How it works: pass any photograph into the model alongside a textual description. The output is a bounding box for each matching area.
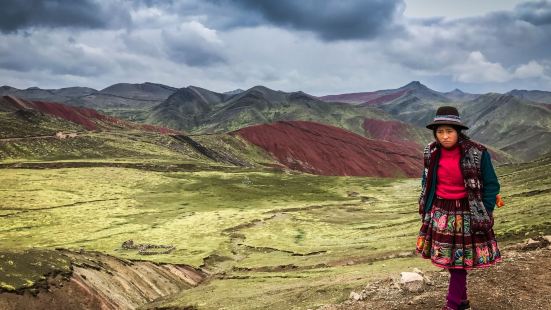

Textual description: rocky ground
[319,237,551,310]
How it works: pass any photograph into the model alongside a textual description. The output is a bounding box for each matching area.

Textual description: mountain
[506,89,551,105]
[0,96,281,168]
[1,95,425,177]
[99,82,177,101]
[147,85,432,146]
[318,81,450,105]
[146,86,231,131]
[359,81,452,127]
[443,88,479,102]
[0,95,178,134]
[0,83,178,122]
[232,120,423,177]
[224,89,245,96]
[362,118,431,149]
[317,90,384,105]
[0,85,97,102]
[319,81,452,128]
[460,94,551,161]
[392,81,451,103]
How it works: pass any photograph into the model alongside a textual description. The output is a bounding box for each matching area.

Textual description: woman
[416,106,502,310]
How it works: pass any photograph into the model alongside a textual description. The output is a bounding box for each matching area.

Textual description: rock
[542,235,551,243]
[347,191,360,197]
[520,236,550,251]
[423,275,433,286]
[349,291,362,301]
[121,240,135,249]
[400,272,425,293]
[412,268,424,275]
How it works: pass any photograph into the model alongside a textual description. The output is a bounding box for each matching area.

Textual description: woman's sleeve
[481,150,500,214]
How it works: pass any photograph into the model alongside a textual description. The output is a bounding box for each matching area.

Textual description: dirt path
[0,135,60,141]
[321,242,551,310]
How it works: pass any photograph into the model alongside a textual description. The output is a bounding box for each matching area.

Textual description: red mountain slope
[362,118,425,148]
[318,89,409,105]
[362,89,409,105]
[2,95,179,134]
[232,120,423,177]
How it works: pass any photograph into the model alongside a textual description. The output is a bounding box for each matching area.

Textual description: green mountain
[146,85,432,146]
[321,81,551,162]
[0,96,428,177]
[0,83,178,122]
[507,89,551,104]
[460,94,551,161]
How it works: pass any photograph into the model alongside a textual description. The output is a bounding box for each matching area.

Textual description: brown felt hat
[426,106,469,130]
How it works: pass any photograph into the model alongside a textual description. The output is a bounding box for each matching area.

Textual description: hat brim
[426,121,469,130]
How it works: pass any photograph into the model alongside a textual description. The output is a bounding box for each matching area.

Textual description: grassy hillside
[0,110,85,138]
[0,153,549,309]
[460,94,551,161]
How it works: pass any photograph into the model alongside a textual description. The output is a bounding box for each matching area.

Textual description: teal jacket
[421,150,500,214]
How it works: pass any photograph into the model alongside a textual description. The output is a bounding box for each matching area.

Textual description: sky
[1,0,550,95]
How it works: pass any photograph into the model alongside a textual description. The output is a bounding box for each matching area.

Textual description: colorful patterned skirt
[416,196,502,269]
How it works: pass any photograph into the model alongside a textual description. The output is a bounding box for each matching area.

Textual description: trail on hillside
[0,135,63,141]
[320,242,551,310]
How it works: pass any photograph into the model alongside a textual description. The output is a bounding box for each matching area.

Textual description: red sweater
[436,145,467,199]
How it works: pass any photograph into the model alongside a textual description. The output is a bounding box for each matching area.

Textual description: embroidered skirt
[416,196,502,269]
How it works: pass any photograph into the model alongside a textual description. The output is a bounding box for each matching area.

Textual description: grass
[0,154,549,309]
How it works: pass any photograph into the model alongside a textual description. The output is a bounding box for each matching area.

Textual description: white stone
[400,272,425,292]
[349,291,362,301]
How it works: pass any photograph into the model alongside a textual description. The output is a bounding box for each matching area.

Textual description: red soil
[361,89,409,106]
[318,92,380,103]
[362,118,421,149]
[319,89,409,105]
[2,96,179,134]
[232,120,423,177]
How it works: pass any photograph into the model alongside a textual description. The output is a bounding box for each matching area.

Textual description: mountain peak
[224,89,245,95]
[401,81,428,90]
[249,85,274,92]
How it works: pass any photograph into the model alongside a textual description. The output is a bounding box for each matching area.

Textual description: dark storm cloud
[516,0,551,25]
[212,0,405,40]
[0,0,130,32]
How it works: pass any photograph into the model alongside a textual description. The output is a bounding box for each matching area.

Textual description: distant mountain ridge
[506,89,551,105]
[0,95,178,135]
[460,93,551,161]
[320,81,550,161]
[3,80,551,162]
[0,82,179,123]
[146,84,432,147]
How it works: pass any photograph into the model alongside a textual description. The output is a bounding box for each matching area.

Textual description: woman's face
[435,125,458,149]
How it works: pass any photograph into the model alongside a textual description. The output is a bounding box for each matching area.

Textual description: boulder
[400,272,425,293]
[520,236,550,251]
[349,291,362,301]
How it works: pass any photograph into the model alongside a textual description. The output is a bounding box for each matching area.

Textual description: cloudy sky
[1,0,550,95]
